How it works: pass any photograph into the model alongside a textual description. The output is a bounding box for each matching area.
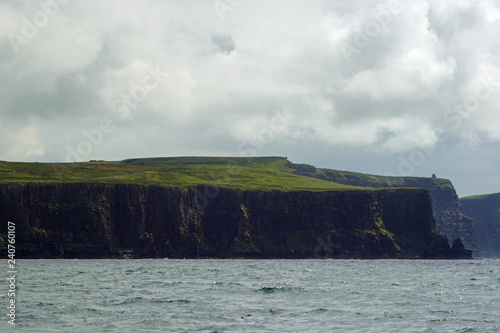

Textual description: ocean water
[2,259,499,332]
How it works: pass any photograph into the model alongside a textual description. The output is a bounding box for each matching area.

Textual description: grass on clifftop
[0,158,368,192]
[460,193,500,201]
[121,156,293,172]
[315,168,453,190]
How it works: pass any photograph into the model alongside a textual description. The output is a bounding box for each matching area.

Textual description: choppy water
[1,259,499,332]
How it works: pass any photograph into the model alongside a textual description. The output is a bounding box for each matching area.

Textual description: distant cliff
[0,183,468,259]
[459,193,500,258]
[291,164,478,254]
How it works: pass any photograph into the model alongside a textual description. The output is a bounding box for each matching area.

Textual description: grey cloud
[0,0,498,196]
[211,34,235,54]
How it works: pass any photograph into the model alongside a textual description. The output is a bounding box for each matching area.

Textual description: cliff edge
[460,193,500,257]
[0,183,466,259]
[0,158,472,259]
[292,164,478,255]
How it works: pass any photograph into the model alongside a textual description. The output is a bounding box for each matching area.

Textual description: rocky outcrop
[0,183,461,259]
[459,193,500,258]
[292,165,478,255]
[450,238,473,259]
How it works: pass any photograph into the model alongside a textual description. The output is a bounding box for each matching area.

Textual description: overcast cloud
[0,0,499,196]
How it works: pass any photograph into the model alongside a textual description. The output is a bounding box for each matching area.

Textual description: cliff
[292,164,478,254]
[0,183,466,259]
[459,193,500,258]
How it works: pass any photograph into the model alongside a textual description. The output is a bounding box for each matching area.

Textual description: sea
[2,259,499,332]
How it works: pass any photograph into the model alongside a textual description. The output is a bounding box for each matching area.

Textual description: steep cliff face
[459,193,500,258]
[430,186,476,254]
[292,165,477,254]
[0,183,462,259]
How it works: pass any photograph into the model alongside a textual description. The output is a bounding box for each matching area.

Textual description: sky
[0,0,499,197]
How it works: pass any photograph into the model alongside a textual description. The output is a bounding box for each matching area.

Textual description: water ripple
[5,259,500,332]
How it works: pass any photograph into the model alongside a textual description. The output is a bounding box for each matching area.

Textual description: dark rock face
[460,193,500,258]
[451,239,473,259]
[0,183,463,259]
[430,187,476,255]
[292,166,477,255]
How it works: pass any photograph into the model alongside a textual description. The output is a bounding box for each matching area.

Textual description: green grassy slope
[0,156,453,192]
[315,168,453,190]
[460,193,497,201]
[0,155,451,191]
[120,156,452,190]
[0,157,370,192]
[121,156,293,172]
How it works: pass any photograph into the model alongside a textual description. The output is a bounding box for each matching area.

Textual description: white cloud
[0,125,45,161]
[0,0,499,194]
